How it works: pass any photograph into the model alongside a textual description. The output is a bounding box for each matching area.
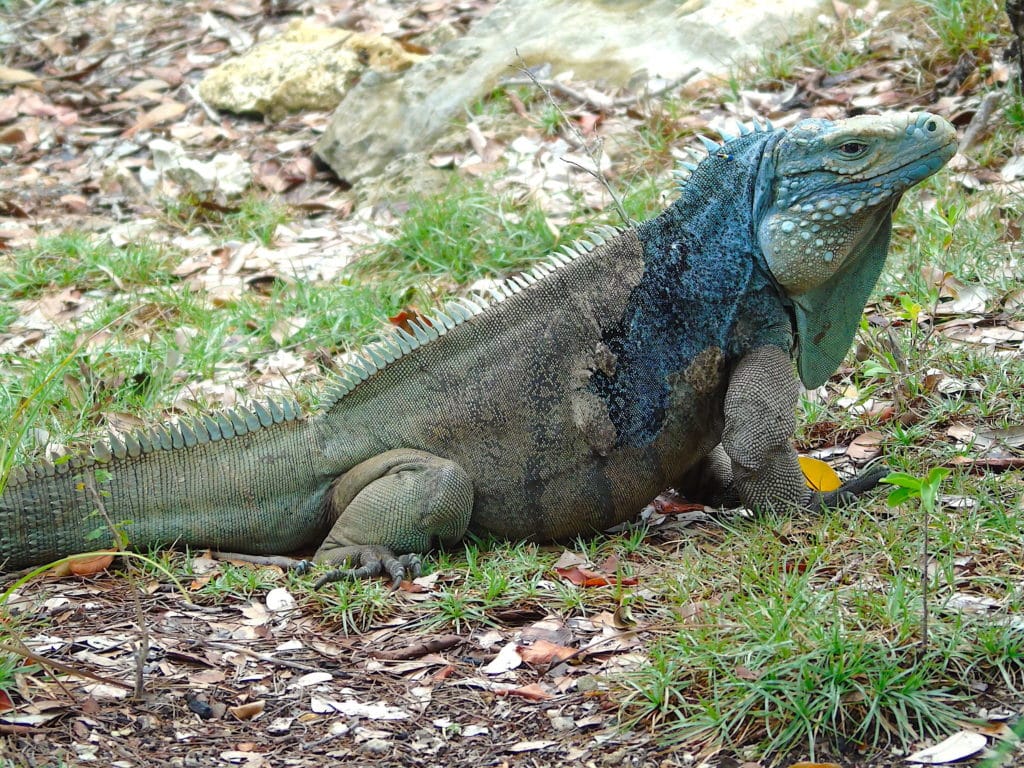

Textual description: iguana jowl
[1,112,957,584]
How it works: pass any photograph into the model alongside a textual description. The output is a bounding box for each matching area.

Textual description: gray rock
[314,0,827,185]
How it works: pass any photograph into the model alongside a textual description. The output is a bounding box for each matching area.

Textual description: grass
[162,192,289,246]
[0,233,178,299]
[621,485,1024,759]
[2,0,1023,764]
[351,177,592,289]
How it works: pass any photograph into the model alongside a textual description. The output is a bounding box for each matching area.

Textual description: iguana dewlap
[0,112,957,585]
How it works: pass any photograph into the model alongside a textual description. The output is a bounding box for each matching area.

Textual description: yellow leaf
[799,456,841,492]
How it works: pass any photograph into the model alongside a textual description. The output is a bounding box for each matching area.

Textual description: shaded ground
[3,550,680,768]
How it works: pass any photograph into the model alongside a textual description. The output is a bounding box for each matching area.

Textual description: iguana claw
[313,547,422,590]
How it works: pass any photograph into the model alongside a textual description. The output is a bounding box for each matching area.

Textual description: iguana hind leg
[313,449,473,588]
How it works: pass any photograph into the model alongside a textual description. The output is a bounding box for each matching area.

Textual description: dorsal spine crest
[317,224,624,411]
[3,397,302,489]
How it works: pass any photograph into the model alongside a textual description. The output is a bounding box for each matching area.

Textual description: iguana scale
[0,112,957,585]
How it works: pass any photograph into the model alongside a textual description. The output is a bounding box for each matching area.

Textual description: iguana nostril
[926,119,937,132]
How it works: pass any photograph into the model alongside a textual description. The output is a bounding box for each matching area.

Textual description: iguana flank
[0,111,957,585]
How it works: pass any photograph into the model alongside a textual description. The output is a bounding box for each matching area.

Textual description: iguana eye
[836,141,869,158]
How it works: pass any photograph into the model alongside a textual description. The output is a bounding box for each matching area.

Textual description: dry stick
[512,54,632,225]
[921,498,930,652]
[959,91,1003,155]
[204,641,324,673]
[186,83,225,125]
[128,585,149,699]
[0,642,133,690]
[83,475,150,698]
[2,634,76,701]
[212,551,310,570]
[501,68,699,111]
[370,634,463,660]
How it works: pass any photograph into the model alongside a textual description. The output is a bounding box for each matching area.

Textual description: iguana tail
[0,400,331,572]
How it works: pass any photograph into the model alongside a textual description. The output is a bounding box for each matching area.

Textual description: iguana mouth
[869,137,957,185]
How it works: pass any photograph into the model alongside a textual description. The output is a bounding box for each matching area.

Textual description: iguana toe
[814,464,889,509]
[312,545,420,589]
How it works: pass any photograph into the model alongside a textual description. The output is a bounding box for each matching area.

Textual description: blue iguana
[0,112,957,585]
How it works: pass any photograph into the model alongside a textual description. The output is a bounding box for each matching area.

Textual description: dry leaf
[552,550,588,570]
[799,456,842,491]
[122,100,188,138]
[495,683,554,701]
[847,430,884,462]
[68,552,116,576]
[906,731,987,764]
[935,284,992,316]
[229,700,265,720]
[482,642,522,675]
[507,740,557,753]
[518,639,577,665]
[0,66,43,90]
[288,672,332,688]
[554,565,638,587]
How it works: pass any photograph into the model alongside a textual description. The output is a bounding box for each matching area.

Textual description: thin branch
[958,91,1002,155]
[83,475,149,698]
[203,641,324,673]
[513,53,629,225]
[500,68,699,111]
[0,642,133,690]
[212,551,311,571]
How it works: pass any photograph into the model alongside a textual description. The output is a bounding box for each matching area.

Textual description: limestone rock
[314,0,828,185]
[198,20,421,120]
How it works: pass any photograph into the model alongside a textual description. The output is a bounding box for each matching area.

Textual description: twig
[186,83,224,125]
[81,475,123,551]
[370,634,463,660]
[83,475,149,698]
[0,642,133,690]
[128,583,149,699]
[2,634,75,700]
[920,499,930,652]
[211,551,310,571]
[513,52,629,225]
[958,91,1003,154]
[203,641,324,673]
[500,69,698,111]
[538,631,638,674]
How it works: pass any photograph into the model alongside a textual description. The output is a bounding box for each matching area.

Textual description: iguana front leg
[313,449,473,588]
[720,345,884,511]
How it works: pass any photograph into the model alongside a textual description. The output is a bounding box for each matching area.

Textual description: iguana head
[754,112,957,388]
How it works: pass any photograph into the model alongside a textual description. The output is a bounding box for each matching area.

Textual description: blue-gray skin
[0,113,957,587]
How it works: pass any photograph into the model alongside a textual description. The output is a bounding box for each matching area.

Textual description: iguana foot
[813,464,888,509]
[313,545,422,590]
[311,449,471,589]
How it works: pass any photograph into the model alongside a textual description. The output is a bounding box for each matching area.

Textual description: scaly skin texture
[0,112,957,584]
